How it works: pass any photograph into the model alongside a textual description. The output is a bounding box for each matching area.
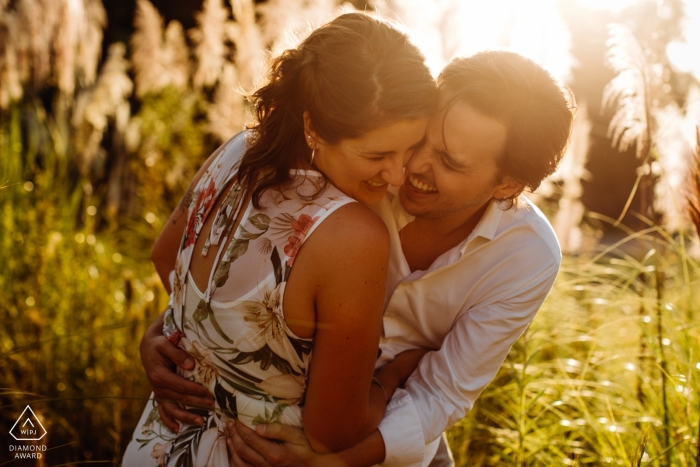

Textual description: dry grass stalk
[0,0,105,107]
[228,0,264,91]
[190,0,230,89]
[0,5,24,108]
[162,21,190,89]
[17,0,60,90]
[72,43,133,176]
[53,0,107,96]
[689,126,700,236]
[207,63,245,142]
[552,101,591,254]
[602,23,653,160]
[131,0,189,96]
[257,0,342,54]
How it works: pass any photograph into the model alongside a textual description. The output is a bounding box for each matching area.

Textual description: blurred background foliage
[1,0,700,465]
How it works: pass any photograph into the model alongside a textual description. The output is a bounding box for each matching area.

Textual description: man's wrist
[375,365,402,400]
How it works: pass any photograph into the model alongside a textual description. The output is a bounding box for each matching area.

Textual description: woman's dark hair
[438,51,575,208]
[238,12,437,208]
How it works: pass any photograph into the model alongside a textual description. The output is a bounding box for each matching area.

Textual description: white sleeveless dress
[122,132,356,466]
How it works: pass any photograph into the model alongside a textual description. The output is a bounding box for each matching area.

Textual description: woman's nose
[382,154,406,187]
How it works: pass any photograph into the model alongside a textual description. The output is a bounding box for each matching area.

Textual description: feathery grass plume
[0,4,24,109]
[602,23,656,160]
[689,126,700,236]
[207,63,245,142]
[257,0,345,54]
[132,0,189,96]
[372,0,447,75]
[16,0,61,89]
[131,0,164,96]
[76,0,108,88]
[53,0,107,96]
[652,103,697,232]
[552,102,592,254]
[162,21,190,89]
[227,0,264,91]
[190,0,230,89]
[72,43,133,177]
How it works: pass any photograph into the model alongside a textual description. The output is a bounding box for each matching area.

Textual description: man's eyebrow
[431,143,465,168]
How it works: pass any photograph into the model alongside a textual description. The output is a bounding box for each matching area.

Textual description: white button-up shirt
[371,193,561,467]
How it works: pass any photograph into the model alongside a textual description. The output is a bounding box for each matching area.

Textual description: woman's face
[310,118,429,206]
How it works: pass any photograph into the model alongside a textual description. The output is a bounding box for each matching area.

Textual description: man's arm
[227,421,386,467]
[377,261,560,467]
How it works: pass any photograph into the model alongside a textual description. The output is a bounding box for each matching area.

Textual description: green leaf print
[213,238,249,287]
[230,344,298,375]
[193,299,209,321]
[288,336,313,362]
[207,305,235,344]
[271,247,282,285]
[169,409,215,467]
[239,225,264,240]
[247,213,271,231]
[192,300,235,345]
[251,403,288,426]
[214,381,238,420]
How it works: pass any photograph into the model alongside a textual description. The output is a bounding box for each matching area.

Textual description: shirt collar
[390,193,505,263]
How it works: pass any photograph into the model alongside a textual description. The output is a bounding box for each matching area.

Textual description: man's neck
[400,202,490,272]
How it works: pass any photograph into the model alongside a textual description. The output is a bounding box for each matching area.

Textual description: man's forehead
[427,100,507,161]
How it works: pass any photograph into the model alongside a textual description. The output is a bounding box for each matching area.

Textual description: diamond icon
[9,406,47,441]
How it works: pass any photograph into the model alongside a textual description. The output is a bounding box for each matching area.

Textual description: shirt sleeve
[379,259,560,465]
[377,389,425,467]
[408,261,559,445]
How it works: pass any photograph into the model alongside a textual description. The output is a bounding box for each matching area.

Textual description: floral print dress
[122,131,356,467]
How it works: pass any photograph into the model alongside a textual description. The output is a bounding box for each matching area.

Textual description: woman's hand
[140,311,215,431]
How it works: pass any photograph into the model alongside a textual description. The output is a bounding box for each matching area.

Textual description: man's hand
[225,421,344,467]
[375,348,430,399]
[140,312,215,431]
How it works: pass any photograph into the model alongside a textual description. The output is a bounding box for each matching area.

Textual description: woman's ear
[492,175,524,200]
[303,111,320,149]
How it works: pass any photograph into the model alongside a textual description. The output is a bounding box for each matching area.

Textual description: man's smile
[407,173,438,193]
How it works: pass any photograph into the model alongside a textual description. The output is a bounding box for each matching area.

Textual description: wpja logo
[8,405,48,460]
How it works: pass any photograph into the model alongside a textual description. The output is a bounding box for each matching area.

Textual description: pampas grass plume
[602,23,652,160]
[191,0,229,89]
[689,126,700,236]
[132,0,189,96]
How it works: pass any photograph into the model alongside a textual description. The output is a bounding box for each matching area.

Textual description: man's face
[399,100,513,219]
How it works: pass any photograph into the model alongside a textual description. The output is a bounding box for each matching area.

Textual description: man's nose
[406,144,431,174]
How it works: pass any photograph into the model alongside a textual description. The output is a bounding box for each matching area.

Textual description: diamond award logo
[9,405,47,441]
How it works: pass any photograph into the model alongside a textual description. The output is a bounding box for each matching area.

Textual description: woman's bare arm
[289,202,390,453]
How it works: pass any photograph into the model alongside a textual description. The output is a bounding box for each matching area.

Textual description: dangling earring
[307,134,315,165]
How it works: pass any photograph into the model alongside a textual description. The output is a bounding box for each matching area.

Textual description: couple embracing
[122,12,573,467]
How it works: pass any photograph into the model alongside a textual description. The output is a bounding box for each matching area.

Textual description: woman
[122,12,436,466]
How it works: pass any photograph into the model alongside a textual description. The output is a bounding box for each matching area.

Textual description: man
[140,50,574,466]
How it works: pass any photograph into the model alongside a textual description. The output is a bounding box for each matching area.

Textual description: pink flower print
[166,329,184,347]
[283,214,318,266]
[183,179,217,248]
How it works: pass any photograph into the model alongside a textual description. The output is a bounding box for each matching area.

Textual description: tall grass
[447,227,700,466]
[0,100,166,462]
[2,0,700,465]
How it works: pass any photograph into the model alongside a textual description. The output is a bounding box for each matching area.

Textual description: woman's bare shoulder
[311,201,390,255]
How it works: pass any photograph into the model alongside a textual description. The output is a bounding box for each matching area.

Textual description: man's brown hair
[438,50,575,207]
